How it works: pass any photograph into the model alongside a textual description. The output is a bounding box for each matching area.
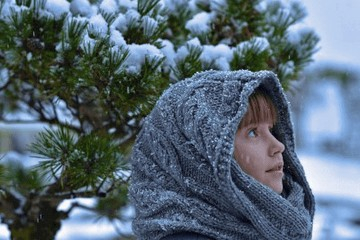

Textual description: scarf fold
[130,70,314,240]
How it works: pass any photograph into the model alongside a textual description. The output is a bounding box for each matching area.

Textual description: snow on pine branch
[0,0,318,80]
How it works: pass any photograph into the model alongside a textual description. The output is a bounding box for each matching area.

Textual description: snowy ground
[0,150,359,240]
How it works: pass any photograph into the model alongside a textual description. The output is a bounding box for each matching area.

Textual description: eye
[248,129,257,138]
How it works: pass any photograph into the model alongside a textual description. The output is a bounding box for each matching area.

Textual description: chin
[270,184,283,194]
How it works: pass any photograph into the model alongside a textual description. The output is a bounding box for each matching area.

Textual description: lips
[266,162,283,172]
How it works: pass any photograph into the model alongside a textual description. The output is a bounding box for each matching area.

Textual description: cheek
[234,145,259,175]
[234,145,268,184]
[241,157,261,178]
[233,133,264,178]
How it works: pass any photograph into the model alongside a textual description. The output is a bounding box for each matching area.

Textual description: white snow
[255,1,267,13]
[210,0,227,12]
[161,0,189,13]
[100,0,118,14]
[201,44,233,70]
[109,29,127,46]
[142,16,159,37]
[0,68,9,86]
[278,60,295,77]
[124,44,164,73]
[0,0,15,19]
[3,102,38,121]
[69,0,93,17]
[88,14,108,36]
[112,13,127,32]
[55,199,133,239]
[0,225,10,239]
[253,37,270,52]
[187,37,201,47]
[57,198,96,211]
[1,4,29,22]
[55,41,70,52]
[236,37,269,55]
[173,38,202,64]
[158,39,176,67]
[118,0,137,10]
[45,0,70,20]
[185,12,213,35]
[287,24,314,44]
[125,9,140,23]
[81,33,97,53]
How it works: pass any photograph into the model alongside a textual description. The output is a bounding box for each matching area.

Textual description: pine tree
[0,0,319,238]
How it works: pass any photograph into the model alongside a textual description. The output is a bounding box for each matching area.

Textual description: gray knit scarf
[129,70,315,240]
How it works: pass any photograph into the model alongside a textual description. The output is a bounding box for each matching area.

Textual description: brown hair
[239,88,277,128]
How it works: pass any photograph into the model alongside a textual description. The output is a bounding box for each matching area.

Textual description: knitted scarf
[129,70,315,240]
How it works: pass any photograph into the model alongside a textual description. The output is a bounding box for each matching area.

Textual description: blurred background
[289,0,360,239]
[1,0,360,239]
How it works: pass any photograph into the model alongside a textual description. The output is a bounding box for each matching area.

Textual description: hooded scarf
[129,70,315,240]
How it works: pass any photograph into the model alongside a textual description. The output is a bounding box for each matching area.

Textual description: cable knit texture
[129,70,315,240]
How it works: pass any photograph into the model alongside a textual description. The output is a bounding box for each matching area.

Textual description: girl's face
[234,120,285,193]
[233,89,285,194]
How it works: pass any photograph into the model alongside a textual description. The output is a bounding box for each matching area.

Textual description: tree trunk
[5,197,66,240]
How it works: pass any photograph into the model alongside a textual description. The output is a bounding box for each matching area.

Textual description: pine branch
[138,0,161,17]
[172,44,203,81]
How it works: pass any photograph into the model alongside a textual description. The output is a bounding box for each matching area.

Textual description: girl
[129,70,314,240]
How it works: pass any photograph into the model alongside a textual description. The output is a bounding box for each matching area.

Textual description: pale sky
[302,0,360,67]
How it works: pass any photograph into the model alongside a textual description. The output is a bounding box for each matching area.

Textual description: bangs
[240,88,277,128]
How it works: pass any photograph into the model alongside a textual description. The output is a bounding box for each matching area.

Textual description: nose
[268,133,285,156]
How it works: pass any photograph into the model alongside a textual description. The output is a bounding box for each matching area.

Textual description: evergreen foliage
[0,0,319,238]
